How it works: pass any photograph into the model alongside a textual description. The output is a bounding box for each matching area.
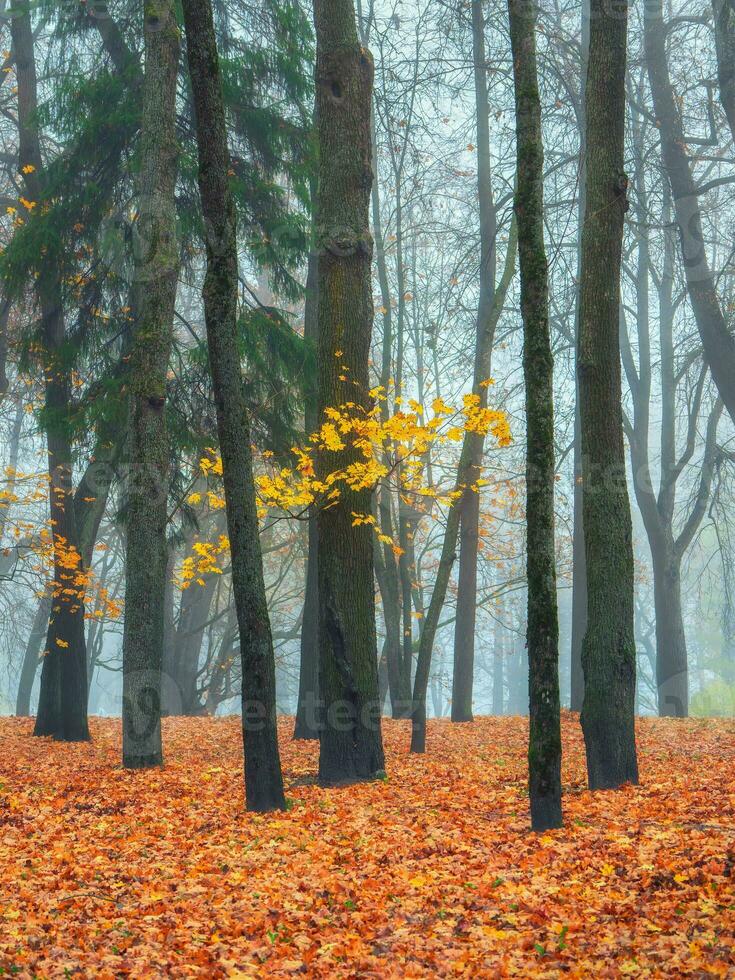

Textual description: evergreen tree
[11,6,89,742]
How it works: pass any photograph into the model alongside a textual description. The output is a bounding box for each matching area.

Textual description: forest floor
[0,714,733,978]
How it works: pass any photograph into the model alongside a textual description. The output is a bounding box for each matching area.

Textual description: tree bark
[577,0,639,789]
[508,0,563,830]
[312,0,385,783]
[182,0,286,810]
[121,0,179,769]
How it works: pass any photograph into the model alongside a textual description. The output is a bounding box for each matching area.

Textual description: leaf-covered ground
[0,714,734,977]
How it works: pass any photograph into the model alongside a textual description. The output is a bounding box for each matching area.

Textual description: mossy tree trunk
[12,8,89,742]
[577,0,639,789]
[182,0,286,810]
[312,0,385,784]
[508,0,563,831]
[121,0,179,770]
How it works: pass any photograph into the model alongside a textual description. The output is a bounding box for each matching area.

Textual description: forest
[0,0,734,975]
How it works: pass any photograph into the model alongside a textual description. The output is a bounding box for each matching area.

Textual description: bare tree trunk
[577,0,639,789]
[509,0,562,830]
[183,0,286,810]
[122,0,179,769]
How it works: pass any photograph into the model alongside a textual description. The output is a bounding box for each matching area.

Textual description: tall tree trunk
[577,0,639,789]
[570,0,590,713]
[121,0,179,769]
[182,0,285,810]
[509,0,563,830]
[11,10,89,742]
[644,0,735,426]
[294,246,321,739]
[312,0,385,783]
[451,0,498,723]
